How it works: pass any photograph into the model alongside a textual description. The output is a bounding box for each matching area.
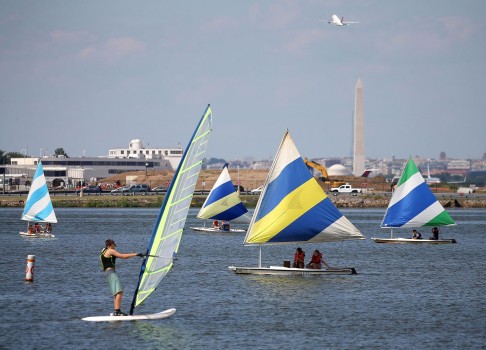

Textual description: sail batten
[130,105,212,314]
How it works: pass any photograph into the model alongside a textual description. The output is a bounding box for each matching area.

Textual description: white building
[4,139,183,188]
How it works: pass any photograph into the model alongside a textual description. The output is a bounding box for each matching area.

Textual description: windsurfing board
[82,308,176,322]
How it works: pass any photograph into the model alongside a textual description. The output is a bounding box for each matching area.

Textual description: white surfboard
[82,308,176,322]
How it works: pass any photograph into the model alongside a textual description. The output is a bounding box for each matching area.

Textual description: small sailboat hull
[228,266,357,275]
[82,308,176,322]
[371,238,457,244]
[19,231,55,239]
[190,227,246,233]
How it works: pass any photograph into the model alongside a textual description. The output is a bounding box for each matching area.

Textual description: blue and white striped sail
[130,105,212,314]
[21,161,57,223]
[243,131,364,245]
[381,157,455,228]
[197,164,250,223]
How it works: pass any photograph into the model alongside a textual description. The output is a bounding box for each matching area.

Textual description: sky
[1,1,485,162]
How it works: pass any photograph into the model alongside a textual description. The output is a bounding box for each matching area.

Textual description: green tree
[54,148,69,158]
[0,150,6,165]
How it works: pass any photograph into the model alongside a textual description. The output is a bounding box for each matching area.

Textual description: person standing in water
[100,239,143,316]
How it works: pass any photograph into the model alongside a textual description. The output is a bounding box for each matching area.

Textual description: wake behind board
[82,308,176,322]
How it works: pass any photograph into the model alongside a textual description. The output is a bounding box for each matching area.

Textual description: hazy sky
[1,1,485,161]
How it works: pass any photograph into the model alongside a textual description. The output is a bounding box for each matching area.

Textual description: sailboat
[228,131,365,276]
[371,157,457,244]
[82,105,213,322]
[190,163,250,233]
[19,161,57,239]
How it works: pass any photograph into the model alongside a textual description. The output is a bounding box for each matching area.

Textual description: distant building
[3,139,183,189]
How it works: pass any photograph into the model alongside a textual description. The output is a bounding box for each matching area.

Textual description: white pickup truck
[329,183,363,194]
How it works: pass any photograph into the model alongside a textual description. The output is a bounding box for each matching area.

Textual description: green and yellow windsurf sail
[130,105,212,314]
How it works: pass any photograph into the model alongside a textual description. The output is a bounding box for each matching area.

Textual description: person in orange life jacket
[212,220,220,229]
[293,247,305,268]
[100,239,144,316]
[306,249,332,269]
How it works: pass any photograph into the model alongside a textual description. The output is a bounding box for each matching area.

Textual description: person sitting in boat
[212,220,220,229]
[34,223,41,233]
[221,221,230,231]
[45,223,53,233]
[429,227,439,240]
[292,247,305,268]
[412,230,422,239]
[306,249,332,269]
[28,225,35,234]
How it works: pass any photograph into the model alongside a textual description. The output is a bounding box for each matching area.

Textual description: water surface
[0,208,485,349]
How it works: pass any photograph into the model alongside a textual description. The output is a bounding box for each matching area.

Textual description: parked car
[120,184,151,195]
[233,185,245,192]
[151,186,168,194]
[250,185,264,194]
[76,185,102,194]
[110,187,127,195]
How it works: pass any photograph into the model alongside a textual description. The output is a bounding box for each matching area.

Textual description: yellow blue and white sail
[381,157,455,228]
[130,105,212,314]
[197,164,250,223]
[244,131,364,245]
[21,161,57,223]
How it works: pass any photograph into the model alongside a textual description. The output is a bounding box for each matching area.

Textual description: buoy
[26,255,35,282]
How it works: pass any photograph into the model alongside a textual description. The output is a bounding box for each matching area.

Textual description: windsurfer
[293,247,305,268]
[100,239,143,316]
[306,250,332,269]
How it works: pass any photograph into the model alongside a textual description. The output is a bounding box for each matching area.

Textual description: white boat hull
[19,231,55,239]
[190,227,246,233]
[228,265,357,275]
[82,308,176,322]
[371,237,457,244]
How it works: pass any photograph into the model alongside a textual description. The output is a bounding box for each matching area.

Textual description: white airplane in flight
[328,14,359,26]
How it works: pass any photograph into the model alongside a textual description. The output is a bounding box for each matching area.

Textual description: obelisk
[353,79,365,176]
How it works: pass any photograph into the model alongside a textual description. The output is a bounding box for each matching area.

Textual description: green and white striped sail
[130,105,212,313]
[381,157,455,228]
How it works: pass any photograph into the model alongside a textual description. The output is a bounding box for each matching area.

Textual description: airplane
[327,14,359,26]
[425,165,441,184]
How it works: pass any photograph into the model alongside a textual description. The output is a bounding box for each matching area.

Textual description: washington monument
[353,79,365,176]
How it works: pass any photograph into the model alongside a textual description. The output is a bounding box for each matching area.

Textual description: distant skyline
[1,1,485,161]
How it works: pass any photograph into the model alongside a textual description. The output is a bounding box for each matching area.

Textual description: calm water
[0,208,485,349]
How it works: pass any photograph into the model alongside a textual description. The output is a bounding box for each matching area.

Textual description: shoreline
[2,193,485,208]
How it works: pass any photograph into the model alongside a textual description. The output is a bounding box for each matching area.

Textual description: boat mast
[258,245,262,268]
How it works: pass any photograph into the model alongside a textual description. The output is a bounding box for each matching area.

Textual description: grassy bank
[2,193,485,208]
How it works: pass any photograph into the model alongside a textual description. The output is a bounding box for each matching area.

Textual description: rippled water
[0,208,485,349]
